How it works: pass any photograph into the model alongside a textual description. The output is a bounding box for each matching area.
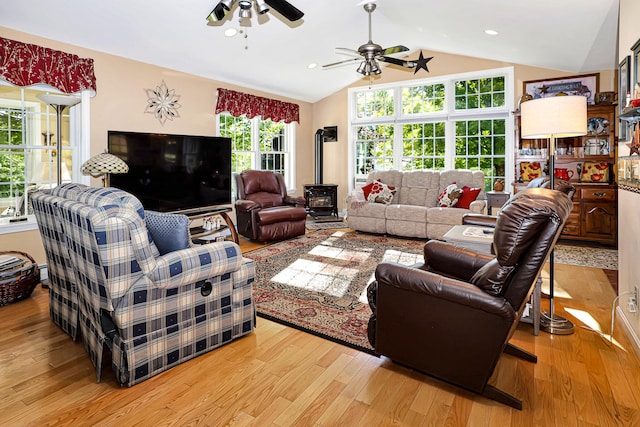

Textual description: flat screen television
[108,131,232,215]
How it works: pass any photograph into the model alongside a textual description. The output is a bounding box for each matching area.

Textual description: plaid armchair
[32,186,255,386]
[32,183,91,340]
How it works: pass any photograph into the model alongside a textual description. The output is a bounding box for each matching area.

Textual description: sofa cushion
[398,170,439,207]
[385,204,428,222]
[427,206,470,225]
[145,210,191,255]
[348,200,389,217]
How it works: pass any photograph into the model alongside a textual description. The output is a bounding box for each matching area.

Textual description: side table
[188,207,239,245]
[486,191,510,215]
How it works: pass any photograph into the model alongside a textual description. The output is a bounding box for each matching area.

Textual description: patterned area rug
[244,230,425,353]
[554,244,618,270]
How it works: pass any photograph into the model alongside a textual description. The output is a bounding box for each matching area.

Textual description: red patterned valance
[215,88,299,124]
[0,37,96,95]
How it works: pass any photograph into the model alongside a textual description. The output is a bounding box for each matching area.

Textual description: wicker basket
[0,251,39,306]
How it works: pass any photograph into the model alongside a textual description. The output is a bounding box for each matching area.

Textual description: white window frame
[0,83,91,234]
[348,66,515,191]
[216,114,297,192]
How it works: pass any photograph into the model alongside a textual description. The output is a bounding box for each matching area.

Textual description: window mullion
[252,117,260,170]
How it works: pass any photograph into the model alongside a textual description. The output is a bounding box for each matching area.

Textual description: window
[0,84,87,233]
[349,67,514,191]
[218,113,295,190]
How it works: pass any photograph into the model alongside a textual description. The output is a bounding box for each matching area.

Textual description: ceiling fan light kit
[207,0,303,24]
[323,2,432,78]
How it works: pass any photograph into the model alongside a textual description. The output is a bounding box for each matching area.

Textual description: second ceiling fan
[323,2,429,76]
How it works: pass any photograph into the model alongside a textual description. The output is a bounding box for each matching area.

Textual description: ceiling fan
[323,2,430,76]
[207,0,303,24]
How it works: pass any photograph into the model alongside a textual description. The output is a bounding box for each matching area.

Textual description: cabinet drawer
[580,187,615,201]
[562,213,581,236]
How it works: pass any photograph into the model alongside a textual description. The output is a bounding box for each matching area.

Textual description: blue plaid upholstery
[33,186,255,385]
[32,183,90,340]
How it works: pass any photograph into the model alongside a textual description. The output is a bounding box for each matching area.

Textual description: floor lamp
[36,94,81,186]
[520,95,587,335]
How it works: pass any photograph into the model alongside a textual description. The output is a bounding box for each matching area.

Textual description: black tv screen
[108,131,232,214]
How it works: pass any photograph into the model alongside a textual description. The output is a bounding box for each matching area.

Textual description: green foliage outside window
[402,84,445,114]
[355,124,394,175]
[455,118,506,191]
[455,76,505,110]
[0,109,25,198]
[219,114,289,177]
[401,122,446,171]
[355,89,394,119]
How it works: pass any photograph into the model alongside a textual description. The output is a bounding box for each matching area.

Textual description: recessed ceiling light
[484,29,499,36]
[224,28,238,37]
[307,63,317,69]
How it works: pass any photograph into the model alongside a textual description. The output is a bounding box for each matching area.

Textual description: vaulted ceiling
[0,0,620,103]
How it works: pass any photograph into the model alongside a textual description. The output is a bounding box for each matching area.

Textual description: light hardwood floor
[0,236,638,426]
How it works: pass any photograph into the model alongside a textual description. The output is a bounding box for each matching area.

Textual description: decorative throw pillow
[470,259,515,297]
[519,161,543,181]
[145,210,191,255]
[361,181,376,199]
[366,180,397,204]
[580,161,609,183]
[437,183,463,207]
[456,186,482,209]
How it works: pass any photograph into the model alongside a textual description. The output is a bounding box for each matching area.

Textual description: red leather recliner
[235,170,307,242]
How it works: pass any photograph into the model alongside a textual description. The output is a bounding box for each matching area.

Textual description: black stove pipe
[315,128,325,184]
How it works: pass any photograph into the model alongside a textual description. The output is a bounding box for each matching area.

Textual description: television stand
[187,207,239,244]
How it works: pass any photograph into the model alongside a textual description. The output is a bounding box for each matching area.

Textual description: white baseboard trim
[616,306,640,361]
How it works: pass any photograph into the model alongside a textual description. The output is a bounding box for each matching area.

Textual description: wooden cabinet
[514,104,617,246]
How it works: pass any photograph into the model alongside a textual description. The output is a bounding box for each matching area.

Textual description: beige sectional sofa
[346,169,487,240]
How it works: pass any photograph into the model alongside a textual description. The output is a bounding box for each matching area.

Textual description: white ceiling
[0,0,620,103]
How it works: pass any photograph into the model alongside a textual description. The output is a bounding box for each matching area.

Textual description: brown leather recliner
[366,188,573,410]
[235,170,307,242]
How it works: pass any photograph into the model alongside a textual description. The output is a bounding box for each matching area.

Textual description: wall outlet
[629,286,639,314]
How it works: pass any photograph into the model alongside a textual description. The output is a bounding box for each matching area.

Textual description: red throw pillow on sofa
[456,186,481,209]
[361,181,376,199]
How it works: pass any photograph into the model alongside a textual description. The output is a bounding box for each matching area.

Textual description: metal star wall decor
[144,80,182,125]
[414,51,433,74]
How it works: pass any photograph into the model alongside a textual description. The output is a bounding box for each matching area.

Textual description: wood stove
[304,184,338,220]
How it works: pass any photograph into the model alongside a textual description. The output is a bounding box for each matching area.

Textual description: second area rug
[244,229,425,353]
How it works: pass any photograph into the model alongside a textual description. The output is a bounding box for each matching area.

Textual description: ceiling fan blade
[206,3,228,22]
[264,0,304,21]
[322,57,361,68]
[336,47,361,57]
[378,56,416,68]
[381,45,409,55]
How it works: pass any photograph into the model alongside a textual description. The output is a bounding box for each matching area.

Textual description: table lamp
[520,95,587,334]
[81,152,129,187]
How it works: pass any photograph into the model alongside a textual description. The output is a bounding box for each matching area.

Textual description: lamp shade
[81,153,129,177]
[520,95,587,139]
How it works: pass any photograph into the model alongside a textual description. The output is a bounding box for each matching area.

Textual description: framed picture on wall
[523,73,599,105]
[620,55,631,141]
[632,38,640,92]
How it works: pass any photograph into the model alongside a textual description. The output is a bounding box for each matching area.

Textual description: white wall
[618,0,640,356]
